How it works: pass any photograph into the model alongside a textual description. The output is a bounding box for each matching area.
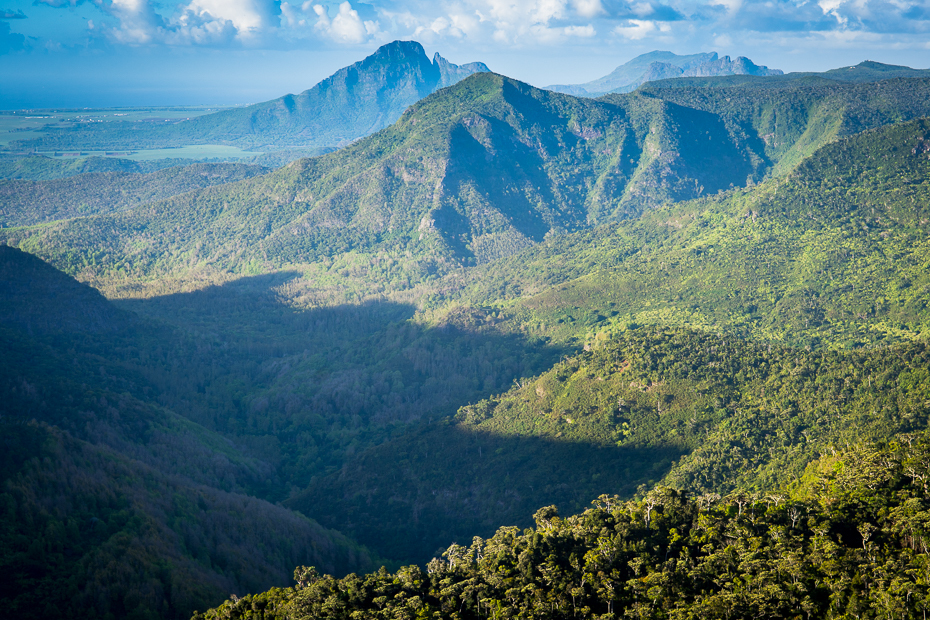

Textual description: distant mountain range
[546,51,783,96]
[12,41,490,152]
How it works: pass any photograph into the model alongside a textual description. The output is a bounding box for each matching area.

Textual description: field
[0,106,237,149]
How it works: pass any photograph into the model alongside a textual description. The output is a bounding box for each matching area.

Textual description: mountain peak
[432,51,492,89]
[369,39,428,62]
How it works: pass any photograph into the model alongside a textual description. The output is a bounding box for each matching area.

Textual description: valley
[2,41,930,620]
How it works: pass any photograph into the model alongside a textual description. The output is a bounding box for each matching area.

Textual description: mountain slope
[281,115,930,562]
[0,247,379,620]
[8,73,930,294]
[204,433,930,620]
[11,41,490,152]
[451,115,930,350]
[290,327,930,562]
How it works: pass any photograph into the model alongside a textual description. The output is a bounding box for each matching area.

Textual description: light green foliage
[456,117,930,350]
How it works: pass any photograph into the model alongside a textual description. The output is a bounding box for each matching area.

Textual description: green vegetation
[0,247,381,619]
[201,434,930,619]
[0,155,210,180]
[0,162,268,226]
[5,63,930,620]
[291,327,930,562]
[12,73,930,293]
[455,116,930,350]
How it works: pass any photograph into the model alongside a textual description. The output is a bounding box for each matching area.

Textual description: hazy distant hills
[171,40,490,150]
[11,41,489,153]
[546,50,783,96]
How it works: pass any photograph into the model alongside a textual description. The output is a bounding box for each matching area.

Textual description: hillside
[0,73,760,284]
[290,328,930,562]
[452,116,930,349]
[6,61,930,620]
[9,41,489,152]
[9,73,930,294]
[269,114,930,561]
[0,155,215,180]
[0,247,380,620]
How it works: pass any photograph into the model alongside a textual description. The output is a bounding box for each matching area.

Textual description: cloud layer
[8,0,930,55]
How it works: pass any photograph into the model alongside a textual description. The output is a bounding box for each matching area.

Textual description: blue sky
[2,0,929,108]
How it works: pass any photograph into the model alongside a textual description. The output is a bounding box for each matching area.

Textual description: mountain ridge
[547,50,783,96]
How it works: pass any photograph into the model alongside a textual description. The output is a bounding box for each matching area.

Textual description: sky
[1,0,929,109]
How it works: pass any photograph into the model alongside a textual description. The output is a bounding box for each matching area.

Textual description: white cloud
[30,0,930,56]
[564,24,596,36]
[103,0,167,45]
[611,18,670,40]
[313,2,378,43]
[714,0,743,12]
[571,0,604,18]
[448,0,605,44]
[65,0,283,46]
[179,0,281,40]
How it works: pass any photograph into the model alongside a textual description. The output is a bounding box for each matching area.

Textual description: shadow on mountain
[113,271,569,494]
[291,422,687,563]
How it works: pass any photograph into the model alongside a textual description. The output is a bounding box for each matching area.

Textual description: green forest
[3,57,930,620]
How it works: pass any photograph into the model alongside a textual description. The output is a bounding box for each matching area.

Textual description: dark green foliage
[0,247,380,619]
[198,434,930,620]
